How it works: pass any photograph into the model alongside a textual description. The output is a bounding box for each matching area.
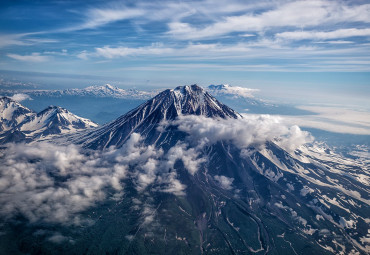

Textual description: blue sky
[0,0,369,105]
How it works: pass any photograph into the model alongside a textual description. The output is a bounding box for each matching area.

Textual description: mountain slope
[74,84,241,149]
[0,96,35,132]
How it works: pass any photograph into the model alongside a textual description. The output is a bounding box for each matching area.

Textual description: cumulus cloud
[0,133,201,225]
[214,175,234,190]
[0,142,127,224]
[164,114,313,153]
[207,84,258,98]
[9,93,32,102]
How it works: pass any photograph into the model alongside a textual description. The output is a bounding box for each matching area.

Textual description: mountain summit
[0,96,35,132]
[76,84,241,149]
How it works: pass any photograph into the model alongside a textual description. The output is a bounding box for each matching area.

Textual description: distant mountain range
[2,83,262,101]
[1,84,158,99]
[0,85,369,254]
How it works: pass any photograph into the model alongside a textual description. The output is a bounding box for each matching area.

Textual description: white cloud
[7,53,49,62]
[214,175,234,190]
[283,106,370,135]
[80,8,145,30]
[95,43,174,59]
[0,142,127,224]
[207,84,258,98]
[77,50,89,60]
[165,114,312,152]
[0,34,26,48]
[0,133,198,225]
[0,33,58,48]
[167,1,370,40]
[47,233,69,244]
[79,40,370,73]
[9,93,32,102]
[276,28,370,41]
[317,40,354,44]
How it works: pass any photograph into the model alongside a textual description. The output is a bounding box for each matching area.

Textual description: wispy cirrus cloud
[7,53,49,62]
[76,8,146,30]
[276,28,370,41]
[0,33,59,49]
[0,34,27,48]
[1,0,370,80]
[95,43,174,58]
[167,1,370,40]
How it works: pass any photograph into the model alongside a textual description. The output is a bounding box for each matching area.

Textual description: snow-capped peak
[0,96,35,132]
[19,105,98,134]
[75,84,241,149]
[158,84,241,119]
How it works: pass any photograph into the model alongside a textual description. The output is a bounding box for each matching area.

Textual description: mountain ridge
[23,84,158,99]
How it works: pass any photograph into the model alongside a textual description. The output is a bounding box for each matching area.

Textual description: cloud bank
[0,133,205,225]
[0,114,313,226]
[164,114,313,152]
[283,106,370,135]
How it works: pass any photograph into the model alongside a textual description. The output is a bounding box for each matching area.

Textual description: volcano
[0,85,368,255]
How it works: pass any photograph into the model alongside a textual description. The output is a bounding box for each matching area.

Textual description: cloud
[0,34,26,48]
[276,28,370,41]
[94,43,174,59]
[0,133,199,225]
[78,40,370,73]
[77,50,89,60]
[214,175,234,190]
[47,233,69,244]
[167,1,370,40]
[9,93,32,102]
[0,33,58,48]
[283,106,370,135]
[164,114,313,153]
[7,53,49,62]
[0,142,126,224]
[207,84,258,98]
[78,8,145,30]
